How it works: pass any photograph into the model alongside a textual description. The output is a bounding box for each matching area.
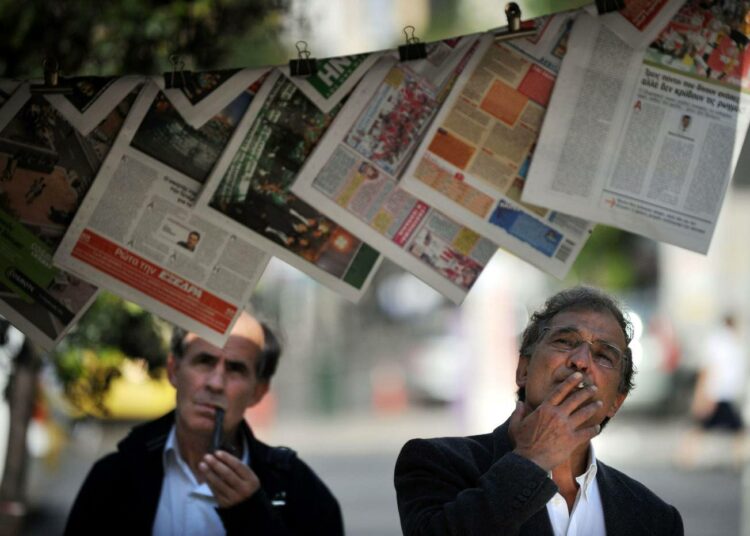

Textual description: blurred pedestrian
[678,313,746,468]
[65,311,344,535]
[395,286,684,535]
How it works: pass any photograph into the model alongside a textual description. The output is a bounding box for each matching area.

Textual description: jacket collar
[596,460,649,536]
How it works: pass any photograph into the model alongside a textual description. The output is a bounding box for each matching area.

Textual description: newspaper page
[194,70,382,302]
[283,52,383,113]
[585,0,686,48]
[0,83,140,349]
[523,1,750,254]
[44,76,143,135]
[400,15,593,279]
[54,80,270,346]
[292,42,500,304]
[156,68,270,128]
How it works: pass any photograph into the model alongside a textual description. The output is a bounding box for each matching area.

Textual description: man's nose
[206,366,226,391]
[567,342,592,370]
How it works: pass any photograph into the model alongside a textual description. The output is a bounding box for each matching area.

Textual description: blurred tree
[0,0,290,78]
[568,226,659,290]
[51,292,169,417]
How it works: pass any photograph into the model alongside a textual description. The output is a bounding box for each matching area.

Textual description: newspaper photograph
[0,83,140,349]
[44,76,143,135]
[523,1,750,254]
[292,43,500,304]
[156,67,270,128]
[283,52,383,113]
[54,80,270,346]
[195,70,382,302]
[585,0,686,48]
[400,15,593,280]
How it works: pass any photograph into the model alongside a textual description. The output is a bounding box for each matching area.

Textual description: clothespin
[398,26,428,62]
[30,57,73,95]
[595,0,626,14]
[163,54,194,90]
[289,41,317,77]
[494,3,537,43]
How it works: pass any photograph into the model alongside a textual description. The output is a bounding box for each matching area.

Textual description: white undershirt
[152,425,249,536]
[545,445,606,536]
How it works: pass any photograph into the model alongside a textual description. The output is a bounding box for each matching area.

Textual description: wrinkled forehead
[181,329,263,365]
[546,307,627,347]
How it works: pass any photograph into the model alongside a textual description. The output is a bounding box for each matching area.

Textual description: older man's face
[516,308,628,428]
[167,314,268,439]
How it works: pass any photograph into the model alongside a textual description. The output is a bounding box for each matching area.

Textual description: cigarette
[212,407,225,453]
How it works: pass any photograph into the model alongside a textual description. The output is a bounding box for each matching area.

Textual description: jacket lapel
[597,461,647,536]
[491,420,555,536]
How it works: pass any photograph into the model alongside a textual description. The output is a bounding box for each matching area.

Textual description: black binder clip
[30,57,73,95]
[164,54,194,90]
[289,41,317,77]
[398,26,428,62]
[595,0,626,14]
[494,3,537,43]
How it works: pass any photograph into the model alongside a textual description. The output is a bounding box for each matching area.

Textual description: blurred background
[2,0,750,535]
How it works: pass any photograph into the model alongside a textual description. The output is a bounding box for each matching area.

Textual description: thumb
[510,400,526,426]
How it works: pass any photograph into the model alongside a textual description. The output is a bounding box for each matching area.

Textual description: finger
[546,372,584,406]
[510,401,526,428]
[214,450,253,478]
[569,399,604,427]
[558,383,597,415]
[199,461,234,501]
[202,455,244,490]
[574,423,602,444]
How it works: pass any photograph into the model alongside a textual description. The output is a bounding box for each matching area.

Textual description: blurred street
[22,409,743,536]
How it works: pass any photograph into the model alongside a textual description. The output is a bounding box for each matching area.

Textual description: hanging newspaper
[292,38,499,304]
[282,52,383,113]
[54,79,270,345]
[194,70,382,302]
[156,67,270,128]
[585,0,687,48]
[44,76,143,135]
[0,83,139,349]
[400,14,593,279]
[523,1,750,254]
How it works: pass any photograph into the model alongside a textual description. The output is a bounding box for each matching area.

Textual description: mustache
[194,397,227,410]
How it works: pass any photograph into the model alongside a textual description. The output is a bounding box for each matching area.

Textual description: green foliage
[51,292,169,416]
[0,0,289,77]
[568,226,659,290]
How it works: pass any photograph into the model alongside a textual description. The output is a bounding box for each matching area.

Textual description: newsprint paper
[523,1,750,254]
[400,15,593,279]
[194,69,382,303]
[282,52,383,113]
[54,80,270,346]
[156,67,270,129]
[0,83,138,349]
[292,38,498,304]
[585,0,687,48]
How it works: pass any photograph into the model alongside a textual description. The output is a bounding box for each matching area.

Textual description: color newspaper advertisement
[400,13,594,279]
[194,69,382,302]
[292,37,499,303]
[54,78,270,346]
[0,83,139,348]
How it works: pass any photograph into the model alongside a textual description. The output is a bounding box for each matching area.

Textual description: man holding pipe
[395,286,683,535]
[66,312,343,535]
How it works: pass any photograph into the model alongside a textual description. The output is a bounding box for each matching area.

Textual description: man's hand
[509,372,602,471]
[199,450,261,508]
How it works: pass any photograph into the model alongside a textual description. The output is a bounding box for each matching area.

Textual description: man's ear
[516,355,529,390]
[248,381,270,408]
[166,354,179,388]
[607,392,627,418]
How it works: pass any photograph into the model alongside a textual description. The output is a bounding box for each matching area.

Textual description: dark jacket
[394,418,683,536]
[65,412,344,535]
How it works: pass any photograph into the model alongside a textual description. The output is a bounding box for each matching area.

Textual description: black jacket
[394,418,683,536]
[65,412,344,535]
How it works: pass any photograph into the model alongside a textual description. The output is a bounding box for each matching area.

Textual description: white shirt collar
[546,443,599,500]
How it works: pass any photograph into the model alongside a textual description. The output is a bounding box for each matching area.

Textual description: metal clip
[595,0,626,14]
[289,41,318,77]
[398,26,428,62]
[494,3,537,43]
[163,54,194,90]
[271,491,287,507]
[30,57,73,95]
